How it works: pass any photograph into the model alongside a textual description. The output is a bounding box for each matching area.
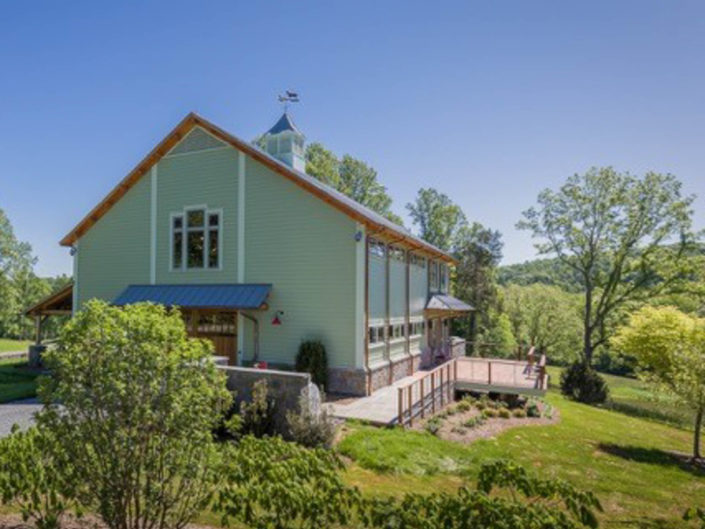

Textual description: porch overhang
[25,282,73,317]
[424,294,474,318]
[112,284,272,311]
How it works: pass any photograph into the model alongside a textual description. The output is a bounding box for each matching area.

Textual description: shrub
[362,459,602,528]
[560,361,609,404]
[450,426,466,436]
[0,426,73,529]
[456,400,472,412]
[425,418,443,436]
[240,379,276,437]
[483,408,499,419]
[296,340,328,389]
[286,390,336,449]
[498,408,511,419]
[216,436,359,529]
[526,399,541,418]
[512,408,527,418]
[37,301,232,529]
[475,400,487,411]
[463,416,486,428]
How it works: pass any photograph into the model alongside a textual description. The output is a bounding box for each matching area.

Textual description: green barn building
[50,112,471,395]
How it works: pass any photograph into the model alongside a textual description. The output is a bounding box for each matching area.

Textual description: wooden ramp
[396,355,548,427]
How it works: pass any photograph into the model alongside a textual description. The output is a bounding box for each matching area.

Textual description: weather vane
[278,90,299,112]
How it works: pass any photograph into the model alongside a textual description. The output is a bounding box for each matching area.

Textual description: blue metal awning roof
[425,294,474,313]
[113,284,271,310]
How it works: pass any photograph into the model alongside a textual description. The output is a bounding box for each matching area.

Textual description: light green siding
[76,176,151,307]
[368,255,386,321]
[241,156,359,369]
[389,339,406,359]
[155,147,239,284]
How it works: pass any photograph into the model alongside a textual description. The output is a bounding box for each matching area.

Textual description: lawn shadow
[598,442,705,477]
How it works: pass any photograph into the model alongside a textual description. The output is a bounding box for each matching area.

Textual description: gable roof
[60,112,455,263]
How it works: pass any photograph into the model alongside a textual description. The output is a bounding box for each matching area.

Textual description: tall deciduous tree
[518,167,697,365]
[612,306,705,460]
[502,283,582,361]
[406,188,467,251]
[452,223,503,351]
[304,144,403,226]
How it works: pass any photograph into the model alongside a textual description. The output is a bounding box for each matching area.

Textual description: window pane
[187,231,204,268]
[172,231,183,269]
[173,216,183,230]
[208,213,219,227]
[208,229,219,268]
[187,210,204,228]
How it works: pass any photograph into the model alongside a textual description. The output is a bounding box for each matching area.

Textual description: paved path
[0,398,40,436]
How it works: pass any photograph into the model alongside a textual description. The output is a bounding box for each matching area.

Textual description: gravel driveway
[0,398,40,437]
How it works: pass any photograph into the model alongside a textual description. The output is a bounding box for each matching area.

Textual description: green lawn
[546,365,694,429]
[0,338,30,354]
[339,383,704,528]
[0,358,40,402]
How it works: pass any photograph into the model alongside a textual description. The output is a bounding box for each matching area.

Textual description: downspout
[405,249,411,375]
[240,311,260,362]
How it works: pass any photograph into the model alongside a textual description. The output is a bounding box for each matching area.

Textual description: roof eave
[59,112,457,264]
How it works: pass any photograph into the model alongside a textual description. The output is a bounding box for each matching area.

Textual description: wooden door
[185,310,238,365]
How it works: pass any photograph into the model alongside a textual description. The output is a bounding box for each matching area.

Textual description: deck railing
[397,358,458,427]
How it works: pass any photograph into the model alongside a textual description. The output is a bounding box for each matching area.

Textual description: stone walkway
[327,370,428,425]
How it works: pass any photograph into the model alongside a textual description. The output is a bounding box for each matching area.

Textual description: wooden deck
[328,355,548,426]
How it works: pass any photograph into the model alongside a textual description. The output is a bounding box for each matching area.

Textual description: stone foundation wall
[391,356,412,382]
[328,367,367,396]
[218,365,311,431]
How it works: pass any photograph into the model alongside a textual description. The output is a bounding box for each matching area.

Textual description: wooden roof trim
[25,282,74,317]
[59,113,457,264]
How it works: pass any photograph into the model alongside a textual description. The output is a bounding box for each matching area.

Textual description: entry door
[187,311,238,365]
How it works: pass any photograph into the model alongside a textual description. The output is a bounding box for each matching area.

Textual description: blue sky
[2,1,703,276]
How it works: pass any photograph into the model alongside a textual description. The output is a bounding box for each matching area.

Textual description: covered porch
[24,283,272,366]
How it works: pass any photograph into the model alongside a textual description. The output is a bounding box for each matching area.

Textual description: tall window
[171,207,221,270]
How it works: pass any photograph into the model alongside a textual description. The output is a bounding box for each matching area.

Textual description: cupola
[262,112,306,172]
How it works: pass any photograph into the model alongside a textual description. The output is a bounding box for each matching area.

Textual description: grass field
[0,357,39,403]
[0,338,30,354]
[546,365,694,430]
[339,375,703,528]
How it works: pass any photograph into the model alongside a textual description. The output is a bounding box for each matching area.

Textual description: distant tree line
[0,208,70,340]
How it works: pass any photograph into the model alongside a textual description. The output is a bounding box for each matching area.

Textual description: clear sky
[1,1,703,277]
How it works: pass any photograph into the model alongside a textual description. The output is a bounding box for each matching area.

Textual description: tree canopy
[304,142,403,225]
[612,305,705,459]
[518,167,698,364]
[406,188,467,252]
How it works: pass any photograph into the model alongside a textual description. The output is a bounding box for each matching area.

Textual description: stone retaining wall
[217,365,311,430]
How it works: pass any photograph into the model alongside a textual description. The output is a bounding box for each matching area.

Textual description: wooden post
[488,361,492,385]
[34,315,42,345]
[440,369,444,407]
[407,385,413,426]
[453,359,458,382]
[398,387,403,426]
[447,364,452,402]
[420,378,425,418]
[431,373,436,413]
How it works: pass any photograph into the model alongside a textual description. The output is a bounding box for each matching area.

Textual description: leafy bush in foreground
[560,361,609,404]
[216,436,359,529]
[361,459,602,529]
[37,301,232,529]
[0,426,74,529]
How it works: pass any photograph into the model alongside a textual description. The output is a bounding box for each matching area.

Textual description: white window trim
[169,204,223,272]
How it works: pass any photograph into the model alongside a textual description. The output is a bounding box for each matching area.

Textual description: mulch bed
[0,514,220,529]
[411,400,560,444]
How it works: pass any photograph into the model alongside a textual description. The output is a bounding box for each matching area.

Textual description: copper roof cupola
[262,112,306,172]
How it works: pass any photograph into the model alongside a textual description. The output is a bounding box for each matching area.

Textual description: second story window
[171,207,221,270]
[430,261,439,291]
